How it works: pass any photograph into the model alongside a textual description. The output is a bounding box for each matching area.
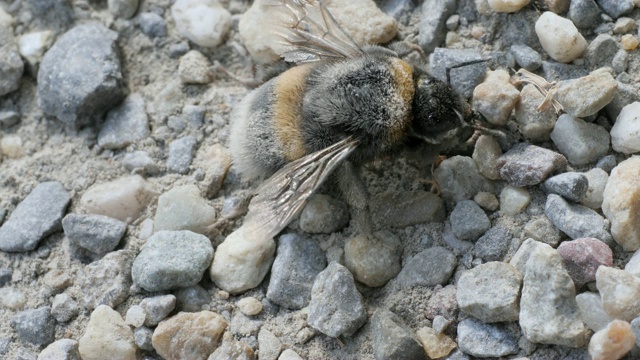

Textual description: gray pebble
[541,61,588,81]
[133,327,154,352]
[98,94,150,150]
[140,294,176,326]
[495,10,539,48]
[138,12,167,38]
[174,285,210,312]
[167,136,197,174]
[497,143,568,187]
[396,246,457,288]
[418,0,456,52]
[0,110,20,127]
[11,307,55,346]
[523,217,561,246]
[445,14,459,31]
[0,181,71,252]
[611,49,628,74]
[474,226,511,262]
[545,194,613,245]
[0,28,23,96]
[167,115,186,133]
[230,312,263,336]
[434,156,495,204]
[509,44,541,71]
[38,339,80,360]
[432,315,450,334]
[123,151,159,175]
[0,338,9,355]
[457,318,519,358]
[344,231,402,287]
[182,105,205,128]
[79,250,133,310]
[584,34,619,70]
[544,172,589,203]
[258,329,282,360]
[267,233,326,309]
[515,84,557,142]
[446,350,471,360]
[51,293,80,322]
[169,41,190,59]
[62,214,127,255]
[38,23,126,127]
[299,194,349,234]
[372,191,445,227]
[379,0,416,21]
[605,81,640,121]
[596,0,634,18]
[132,230,213,292]
[108,0,139,19]
[0,268,12,287]
[550,114,610,166]
[307,262,367,337]
[596,155,617,173]
[429,48,487,98]
[371,309,424,360]
[450,200,490,241]
[568,0,601,29]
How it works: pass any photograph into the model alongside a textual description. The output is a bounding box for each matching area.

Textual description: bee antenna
[445,59,490,84]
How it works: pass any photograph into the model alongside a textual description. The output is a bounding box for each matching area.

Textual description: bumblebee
[229,0,477,240]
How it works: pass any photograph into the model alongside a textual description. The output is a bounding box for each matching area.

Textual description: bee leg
[337,161,376,239]
[211,61,262,88]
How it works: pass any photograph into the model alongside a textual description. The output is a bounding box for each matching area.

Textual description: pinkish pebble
[557,238,613,287]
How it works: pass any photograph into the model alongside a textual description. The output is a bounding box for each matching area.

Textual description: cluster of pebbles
[1,0,640,359]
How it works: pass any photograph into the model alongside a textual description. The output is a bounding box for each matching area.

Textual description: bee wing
[264,0,365,63]
[243,137,358,240]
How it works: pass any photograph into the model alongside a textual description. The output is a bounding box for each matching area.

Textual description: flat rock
[371,309,425,360]
[497,143,568,186]
[515,84,557,142]
[0,181,70,252]
[553,71,617,118]
[472,135,502,180]
[550,114,610,166]
[545,194,613,246]
[557,238,612,287]
[97,94,150,150]
[140,294,176,326]
[396,246,457,288]
[429,48,487,98]
[152,311,227,360]
[457,318,519,358]
[79,250,133,310]
[62,214,127,255]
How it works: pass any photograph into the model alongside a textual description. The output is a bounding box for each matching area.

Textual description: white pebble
[500,186,530,215]
[580,168,608,209]
[125,305,146,328]
[171,0,231,47]
[0,7,13,28]
[79,305,137,360]
[472,69,520,126]
[237,297,263,316]
[0,135,24,159]
[0,287,26,310]
[488,0,531,13]
[80,175,158,222]
[611,102,640,154]
[535,12,587,63]
[154,184,217,235]
[178,50,213,84]
[17,31,55,73]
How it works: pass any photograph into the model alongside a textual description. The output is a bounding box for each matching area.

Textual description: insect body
[230,0,476,239]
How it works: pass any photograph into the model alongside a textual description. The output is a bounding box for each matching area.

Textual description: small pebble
[487,0,530,12]
[125,305,146,328]
[0,135,24,158]
[38,339,80,360]
[544,172,589,202]
[472,135,502,180]
[417,327,457,359]
[138,12,167,38]
[122,151,159,175]
[396,246,457,288]
[602,157,640,251]
[510,44,542,71]
[132,231,213,292]
[178,50,213,84]
[230,312,263,336]
[0,28,24,97]
[17,30,54,75]
[596,0,634,18]
[51,293,80,322]
[585,34,619,70]
[497,143,568,186]
[523,217,561,246]
[435,155,496,203]
[580,168,607,209]
[596,266,640,321]
[62,213,127,255]
[204,144,232,198]
[237,297,263,316]
[500,185,530,216]
[98,94,150,150]
[475,225,512,261]
[621,34,639,50]
[474,192,499,211]
[172,0,232,47]
[515,84,557,142]
[457,318,519,358]
[588,320,635,360]
[0,268,11,287]
[108,0,139,19]
[545,194,613,245]
[0,287,26,310]
[140,294,176,326]
[154,184,217,234]
[417,0,456,52]
[456,261,522,322]
[278,349,303,360]
[432,315,450,334]
[550,115,610,166]
[568,0,601,29]
[210,225,276,294]
[344,230,402,287]
[133,327,154,352]
[79,250,133,310]
[371,309,425,360]
[80,175,158,222]
[169,41,190,59]
[614,17,636,34]
[535,11,587,63]
[557,238,612,287]
[576,292,614,332]
[258,329,283,360]
[152,311,227,360]
[445,15,459,31]
[472,69,520,126]
[0,181,70,252]
[11,307,55,346]
[299,194,349,234]
[554,70,617,118]
[610,102,640,154]
[307,262,367,337]
[167,136,197,174]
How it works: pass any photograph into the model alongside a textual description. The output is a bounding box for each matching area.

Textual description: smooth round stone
[237,297,263,316]
[171,0,232,47]
[154,184,217,235]
[588,320,635,360]
[474,192,499,211]
[79,305,136,360]
[488,0,531,12]
[472,70,520,126]
[80,175,158,222]
[557,238,612,287]
[500,185,530,215]
[602,157,640,251]
[152,311,227,360]
[299,194,349,234]
[611,102,640,154]
[535,11,587,63]
[344,231,402,287]
[550,114,610,166]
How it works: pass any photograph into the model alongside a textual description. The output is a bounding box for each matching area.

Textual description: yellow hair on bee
[388,58,415,142]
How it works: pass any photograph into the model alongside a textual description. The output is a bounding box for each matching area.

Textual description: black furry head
[410,77,471,144]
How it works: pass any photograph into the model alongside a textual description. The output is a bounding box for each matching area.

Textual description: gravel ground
[1,0,640,359]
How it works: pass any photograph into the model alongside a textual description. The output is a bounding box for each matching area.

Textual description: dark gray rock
[596,155,617,173]
[494,10,539,49]
[0,27,24,96]
[167,136,197,174]
[97,94,150,150]
[38,339,80,360]
[132,230,213,292]
[544,172,589,202]
[475,226,511,262]
[584,34,619,70]
[267,233,326,309]
[595,0,634,18]
[396,246,457,288]
[133,327,154,351]
[169,41,190,59]
[509,44,542,71]
[174,285,210,312]
[457,318,519,358]
[450,200,490,241]
[434,156,495,204]
[550,115,610,166]
[568,0,601,29]
[51,293,80,322]
[541,61,589,81]
[372,191,445,227]
[605,82,640,120]
[307,262,367,337]
[545,194,613,245]
[497,143,568,187]
[62,214,127,255]
[299,194,349,234]
[11,307,55,346]
[418,0,457,52]
[0,181,70,252]
[140,294,176,326]
[429,48,487,98]
[371,309,425,360]
[0,268,12,287]
[79,250,133,310]
[138,12,167,38]
[38,23,126,127]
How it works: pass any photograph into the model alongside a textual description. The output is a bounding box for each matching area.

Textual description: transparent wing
[243,137,358,240]
[264,0,365,63]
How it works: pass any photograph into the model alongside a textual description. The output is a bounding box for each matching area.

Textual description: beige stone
[417,327,457,359]
[588,320,635,360]
[152,311,227,360]
[79,305,137,360]
[602,157,640,251]
[80,175,158,222]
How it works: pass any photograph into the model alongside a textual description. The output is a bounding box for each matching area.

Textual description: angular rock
[108,0,139,19]
[596,0,634,18]
[576,292,614,332]
[429,48,487,98]
[371,309,425,360]
[79,250,133,310]
[122,151,158,175]
[396,246,457,288]
[258,329,282,360]
[472,70,520,126]
[97,94,150,150]
[208,339,255,360]
[497,143,567,186]
[585,34,619,70]
[78,305,136,360]
[416,327,456,359]
[553,71,617,118]
[38,339,81,360]
[133,327,154,352]
[0,181,70,252]
[515,84,557,142]
[140,295,176,327]
[509,238,547,273]
[172,0,231,47]
[51,293,80,323]
[557,238,612,287]
[418,0,457,52]
[152,311,227,360]
[167,136,197,174]
[474,226,512,262]
[450,200,490,241]
[307,262,367,337]
[545,194,613,245]
[499,185,531,215]
[543,172,589,202]
[62,214,127,255]
[299,194,349,234]
[550,114,610,166]
[80,175,157,222]
[596,266,640,321]
[0,27,24,96]
[344,231,402,287]
[472,135,502,180]
[568,0,601,29]
[581,168,608,209]
[154,184,217,235]
[138,12,167,38]
[510,44,542,71]
[178,50,213,84]
[434,156,495,203]
[457,318,519,358]
[11,307,55,346]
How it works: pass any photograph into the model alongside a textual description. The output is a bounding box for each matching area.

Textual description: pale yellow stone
[237,297,263,316]
[621,34,639,51]
[0,135,24,159]
[488,0,531,13]
[588,320,636,360]
[602,157,640,251]
[417,327,457,359]
[535,12,587,63]
[472,69,520,126]
[152,311,227,360]
[79,305,137,360]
